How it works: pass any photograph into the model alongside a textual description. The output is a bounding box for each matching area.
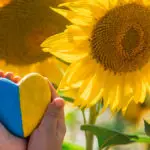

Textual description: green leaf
[56,57,70,65]
[144,120,150,137]
[62,142,84,150]
[132,136,150,143]
[58,91,74,103]
[61,96,74,103]
[81,125,138,149]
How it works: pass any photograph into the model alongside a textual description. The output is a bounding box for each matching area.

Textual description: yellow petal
[89,3,107,20]
[41,32,72,48]
[59,56,96,89]
[143,0,150,6]
[42,32,88,63]
[67,25,90,37]
[110,86,121,112]
[128,72,146,104]
[134,81,146,104]
[146,83,150,94]
[33,57,68,86]
[59,87,79,100]
[59,1,92,16]
[74,76,94,107]
[114,75,132,111]
[98,0,110,9]
[59,0,105,21]
[51,7,93,26]
[60,0,107,20]
[117,0,130,4]
[75,66,107,108]
[87,67,107,107]
[141,63,150,83]
[102,72,118,110]
[109,0,118,8]
[132,71,146,103]
[108,86,119,112]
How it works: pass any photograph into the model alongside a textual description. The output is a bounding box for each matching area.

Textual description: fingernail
[0,71,4,77]
[54,98,64,108]
[4,72,13,80]
[13,76,21,83]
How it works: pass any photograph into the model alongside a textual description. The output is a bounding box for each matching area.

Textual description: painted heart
[0,73,51,138]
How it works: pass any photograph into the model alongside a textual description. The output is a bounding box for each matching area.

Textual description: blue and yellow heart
[0,73,51,138]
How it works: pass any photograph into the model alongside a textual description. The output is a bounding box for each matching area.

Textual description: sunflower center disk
[122,27,140,54]
[91,3,150,73]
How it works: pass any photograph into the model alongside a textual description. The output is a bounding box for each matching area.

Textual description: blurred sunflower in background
[42,0,150,113]
[0,0,71,86]
[124,94,150,124]
[0,0,11,7]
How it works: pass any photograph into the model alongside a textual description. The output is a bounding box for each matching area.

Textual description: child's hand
[0,123,27,150]
[0,71,66,150]
[28,82,66,150]
[0,71,21,83]
[0,71,27,150]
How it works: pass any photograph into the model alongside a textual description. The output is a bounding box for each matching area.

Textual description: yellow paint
[19,73,51,137]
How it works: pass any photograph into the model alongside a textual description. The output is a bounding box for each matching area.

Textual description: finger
[44,77,59,101]
[12,76,21,83]
[4,72,14,80]
[46,79,59,100]
[50,83,59,100]
[57,118,66,141]
[56,98,65,131]
[39,98,64,134]
[0,71,4,77]
[56,99,66,141]
[0,123,27,150]
[56,98,65,123]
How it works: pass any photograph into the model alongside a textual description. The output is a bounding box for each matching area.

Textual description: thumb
[39,98,64,133]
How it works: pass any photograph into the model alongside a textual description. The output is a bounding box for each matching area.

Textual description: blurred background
[1,0,150,149]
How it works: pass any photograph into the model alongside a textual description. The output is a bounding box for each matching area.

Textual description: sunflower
[0,0,11,7]
[0,0,70,86]
[41,0,150,113]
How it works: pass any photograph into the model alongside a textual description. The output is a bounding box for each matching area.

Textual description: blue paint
[0,78,23,137]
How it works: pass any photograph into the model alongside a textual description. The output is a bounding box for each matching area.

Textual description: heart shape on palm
[0,73,51,138]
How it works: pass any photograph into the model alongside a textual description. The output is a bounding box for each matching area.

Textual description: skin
[0,71,66,150]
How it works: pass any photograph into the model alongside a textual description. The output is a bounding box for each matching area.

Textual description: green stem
[86,105,98,150]
[82,110,88,140]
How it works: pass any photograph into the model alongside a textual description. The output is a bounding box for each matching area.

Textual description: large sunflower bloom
[42,0,150,113]
[0,0,69,86]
